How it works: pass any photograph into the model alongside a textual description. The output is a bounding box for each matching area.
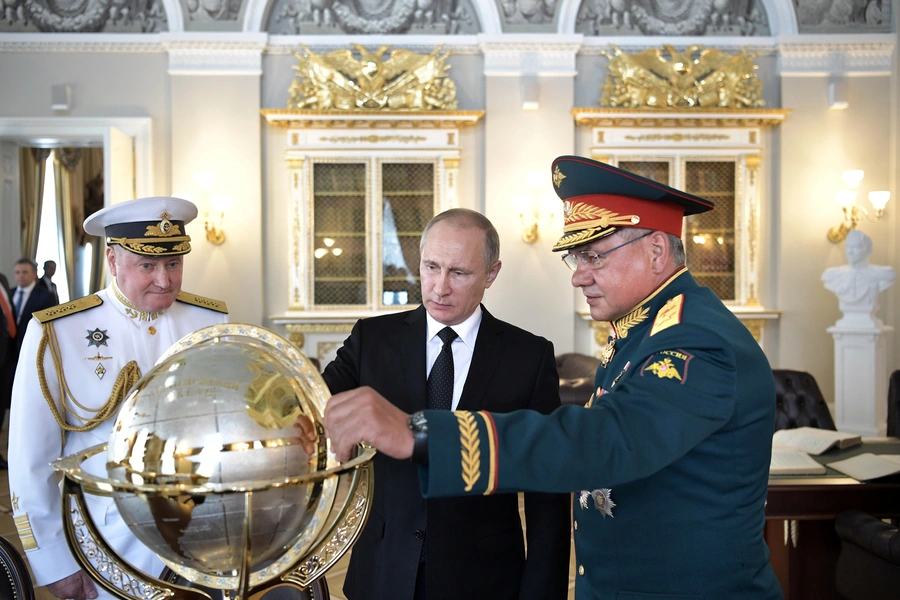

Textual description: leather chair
[556,353,601,407]
[834,509,900,600]
[888,369,900,437]
[772,369,836,431]
[0,535,35,600]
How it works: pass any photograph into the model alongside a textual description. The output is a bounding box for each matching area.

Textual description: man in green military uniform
[324,156,783,599]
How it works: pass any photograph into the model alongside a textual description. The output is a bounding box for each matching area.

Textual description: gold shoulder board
[176,291,228,314]
[34,295,103,323]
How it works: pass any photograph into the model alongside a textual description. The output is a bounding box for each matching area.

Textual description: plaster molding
[160,33,269,75]
[0,33,165,53]
[264,34,483,55]
[579,36,780,55]
[479,34,583,76]
[778,34,895,77]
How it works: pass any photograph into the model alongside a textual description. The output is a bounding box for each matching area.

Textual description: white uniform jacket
[9,285,227,596]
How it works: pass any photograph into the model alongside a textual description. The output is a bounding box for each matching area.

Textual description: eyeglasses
[561,232,653,271]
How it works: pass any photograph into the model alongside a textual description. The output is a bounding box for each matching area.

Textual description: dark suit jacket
[13,284,55,353]
[322,305,570,600]
[37,276,59,305]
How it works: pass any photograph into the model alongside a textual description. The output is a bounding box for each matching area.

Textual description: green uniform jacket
[419,269,783,600]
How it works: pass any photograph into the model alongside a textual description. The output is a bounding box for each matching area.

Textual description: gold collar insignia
[112,281,162,322]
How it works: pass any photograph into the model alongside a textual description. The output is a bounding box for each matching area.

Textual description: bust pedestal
[827,323,893,436]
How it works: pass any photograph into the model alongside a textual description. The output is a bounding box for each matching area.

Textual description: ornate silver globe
[54,324,374,600]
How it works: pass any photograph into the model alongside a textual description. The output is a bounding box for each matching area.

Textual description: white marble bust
[822,230,896,328]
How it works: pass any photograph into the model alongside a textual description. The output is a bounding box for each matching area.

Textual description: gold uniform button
[148,326,157,335]
[578,565,585,576]
[573,520,578,530]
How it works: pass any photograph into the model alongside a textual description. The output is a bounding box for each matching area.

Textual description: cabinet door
[312,161,368,307]
[682,160,736,302]
[379,161,435,308]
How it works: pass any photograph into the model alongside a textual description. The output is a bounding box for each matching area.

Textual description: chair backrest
[772,369,836,431]
[888,370,900,437]
[0,535,35,600]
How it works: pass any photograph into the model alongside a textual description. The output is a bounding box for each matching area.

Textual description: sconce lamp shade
[835,190,857,208]
[841,169,864,188]
[868,191,890,210]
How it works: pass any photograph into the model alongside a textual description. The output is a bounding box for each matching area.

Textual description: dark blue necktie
[14,289,23,321]
[427,327,457,410]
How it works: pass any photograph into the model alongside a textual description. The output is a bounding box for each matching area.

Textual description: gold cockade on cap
[287,44,458,111]
[145,211,183,237]
[553,165,567,188]
[600,44,765,109]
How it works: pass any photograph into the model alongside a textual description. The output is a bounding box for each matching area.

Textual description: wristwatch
[408,410,429,465]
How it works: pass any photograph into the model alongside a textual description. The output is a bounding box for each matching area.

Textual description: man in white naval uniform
[9,197,228,600]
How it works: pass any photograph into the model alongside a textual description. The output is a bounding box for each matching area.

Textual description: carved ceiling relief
[181,0,244,22]
[794,0,889,32]
[265,0,480,34]
[498,0,557,26]
[0,0,167,31]
[575,0,770,35]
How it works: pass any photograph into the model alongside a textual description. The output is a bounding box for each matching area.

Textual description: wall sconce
[206,195,232,245]
[513,173,557,244]
[194,171,231,245]
[827,169,890,243]
[314,237,343,259]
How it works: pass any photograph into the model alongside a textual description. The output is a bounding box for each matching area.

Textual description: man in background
[322,208,570,600]
[38,259,60,305]
[11,258,55,353]
[9,197,228,600]
[325,158,782,599]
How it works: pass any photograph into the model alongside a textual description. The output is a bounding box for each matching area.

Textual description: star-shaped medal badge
[86,328,110,348]
[591,488,616,518]
[578,490,591,510]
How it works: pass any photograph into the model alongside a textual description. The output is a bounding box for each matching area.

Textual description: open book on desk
[769,448,827,476]
[827,454,900,481]
[772,427,862,456]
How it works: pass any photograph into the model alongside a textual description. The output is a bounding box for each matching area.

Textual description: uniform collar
[109,279,164,322]
[610,266,691,340]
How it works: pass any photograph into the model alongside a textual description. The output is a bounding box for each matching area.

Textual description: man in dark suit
[11,259,56,353]
[322,208,570,600]
[38,260,60,305]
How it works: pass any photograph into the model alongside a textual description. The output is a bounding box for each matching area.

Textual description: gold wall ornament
[288,44,458,111]
[600,45,766,109]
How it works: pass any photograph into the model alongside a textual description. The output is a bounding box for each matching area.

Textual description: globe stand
[55,444,374,600]
[52,323,376,600]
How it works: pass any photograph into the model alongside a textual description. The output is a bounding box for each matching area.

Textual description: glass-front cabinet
[263,110,482,365]
[573,109,788,351]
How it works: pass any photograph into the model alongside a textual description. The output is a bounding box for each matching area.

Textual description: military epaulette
[649,294,684,337]
[33,295,102,323]
[176,291,228,314]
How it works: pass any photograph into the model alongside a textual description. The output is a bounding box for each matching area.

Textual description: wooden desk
[766,440,900,600]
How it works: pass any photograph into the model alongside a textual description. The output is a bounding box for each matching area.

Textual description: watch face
[409,411,428,432]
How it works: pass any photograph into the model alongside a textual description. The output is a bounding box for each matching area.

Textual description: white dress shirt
[425,306,483,411]
[13,281,36,324]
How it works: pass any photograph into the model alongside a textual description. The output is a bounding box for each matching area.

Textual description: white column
[828,324,894,436]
